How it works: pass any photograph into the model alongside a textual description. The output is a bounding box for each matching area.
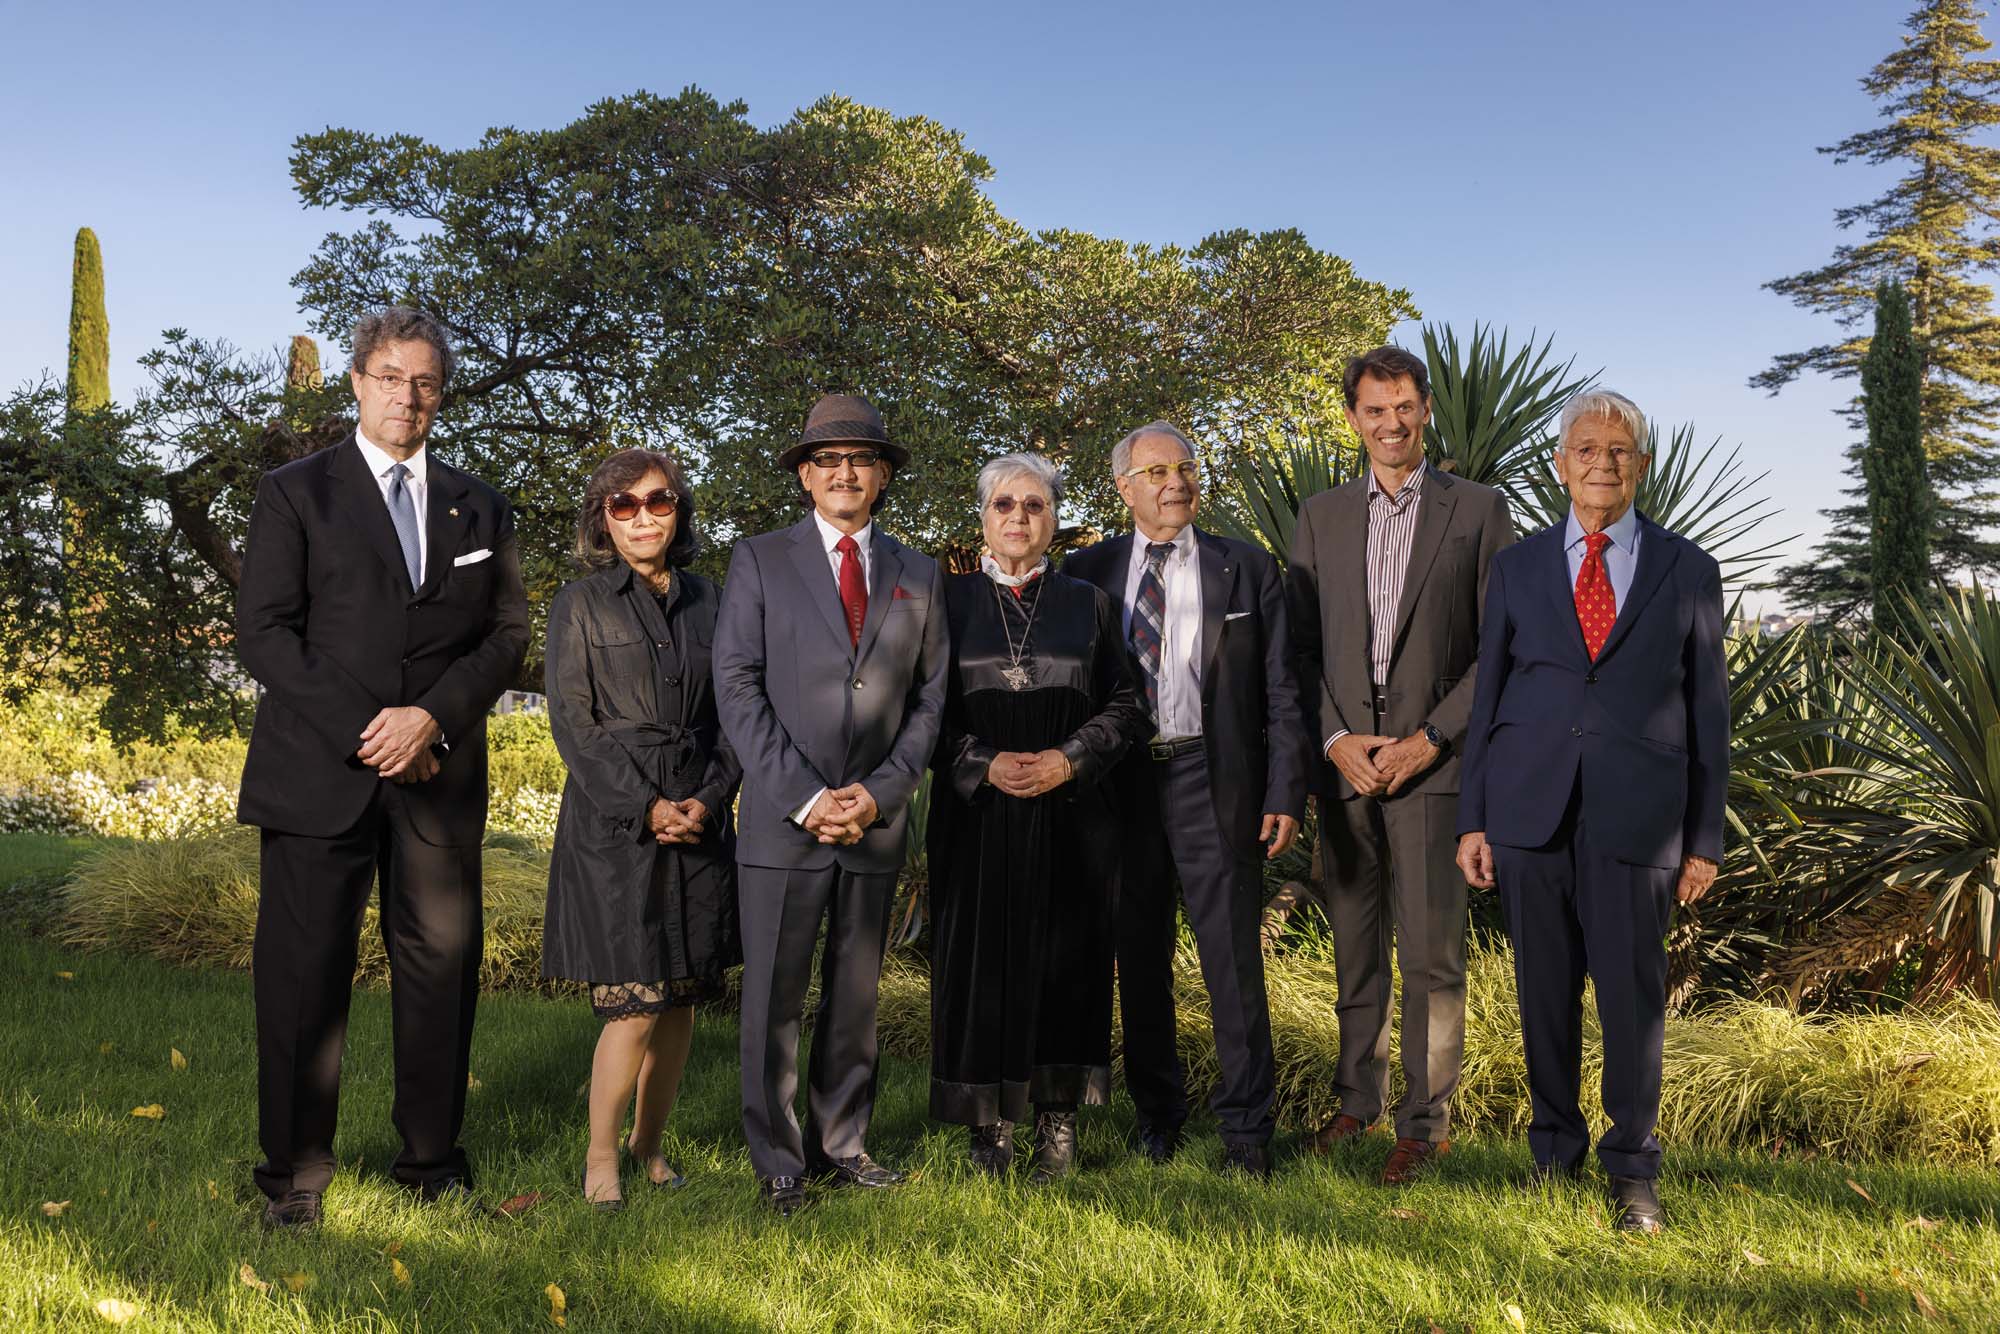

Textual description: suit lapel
[1388,471,1457,651]
[414,464,473,602]
[1334,481,1371,657]
[788,517,857,661]
[1541,523,1592,665]
[1196,528,1232,677]
[856,531,906,664]
[1594,513,1680,663]
[328,437,418,591]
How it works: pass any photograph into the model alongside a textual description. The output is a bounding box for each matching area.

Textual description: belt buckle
[1147,739,1173,761]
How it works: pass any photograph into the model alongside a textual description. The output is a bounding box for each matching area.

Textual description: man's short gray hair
[1110,420,1197,476]
[1559,389,1650,454]
[351,306,458,385]
[977,451,1064,514]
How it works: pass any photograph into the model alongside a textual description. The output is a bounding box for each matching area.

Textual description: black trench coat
[541,562,743,987]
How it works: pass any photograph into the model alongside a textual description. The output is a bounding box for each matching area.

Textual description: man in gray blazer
[714,394,949,1217]
[1287,346,1513,1185]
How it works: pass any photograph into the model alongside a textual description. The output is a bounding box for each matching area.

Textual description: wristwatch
[1420,721,1450,755]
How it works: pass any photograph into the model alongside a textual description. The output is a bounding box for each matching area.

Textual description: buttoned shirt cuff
[1324,730,1348,758]
[791,787,826,827]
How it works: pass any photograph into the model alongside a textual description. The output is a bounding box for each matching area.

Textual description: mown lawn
[2,841,1997,1331]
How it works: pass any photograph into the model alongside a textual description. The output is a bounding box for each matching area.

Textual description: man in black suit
[236,306,529,1229]
[1457,389,1727,1233]
[1066,420,1306,1178]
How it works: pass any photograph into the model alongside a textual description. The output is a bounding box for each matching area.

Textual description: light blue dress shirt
[1563,506,1641,611]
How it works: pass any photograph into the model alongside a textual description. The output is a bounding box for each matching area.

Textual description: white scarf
[981,554,1048,588]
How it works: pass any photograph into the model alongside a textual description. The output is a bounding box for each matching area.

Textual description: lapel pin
[448,507,459,517]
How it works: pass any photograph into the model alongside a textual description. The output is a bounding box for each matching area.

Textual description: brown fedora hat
[776,393,911,471]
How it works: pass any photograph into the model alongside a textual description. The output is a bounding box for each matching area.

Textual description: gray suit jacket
[714,514,949,873]
[1286,466,1514,799]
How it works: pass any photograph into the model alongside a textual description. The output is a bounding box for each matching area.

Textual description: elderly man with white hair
[1456,389,1728,1233]
[926,451,1151,1181]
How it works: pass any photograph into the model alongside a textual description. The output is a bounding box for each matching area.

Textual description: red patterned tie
[1574,531,1615,659]
[836,533,867,647]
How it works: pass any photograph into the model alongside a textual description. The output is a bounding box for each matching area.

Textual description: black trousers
[1116,748,1276,1146]
[252,785,483,1201]
[1496,782,1675,1179]
[738,862,897,1181]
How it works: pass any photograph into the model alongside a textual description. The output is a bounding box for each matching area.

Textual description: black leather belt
[1147,735,1204,761]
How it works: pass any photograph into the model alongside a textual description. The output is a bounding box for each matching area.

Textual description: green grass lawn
[4,832,1999,1331]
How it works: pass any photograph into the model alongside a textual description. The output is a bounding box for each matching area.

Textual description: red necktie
[836,533,867,647]
[1574,531,1615,659]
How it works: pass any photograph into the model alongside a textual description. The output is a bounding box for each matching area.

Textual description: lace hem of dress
[589,979,706,1019]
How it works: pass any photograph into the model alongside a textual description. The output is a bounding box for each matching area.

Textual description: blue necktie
[1129,541,1173,722]
[386,463,422,592]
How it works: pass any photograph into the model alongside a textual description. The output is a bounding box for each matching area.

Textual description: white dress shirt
[791,511,878,825]
[1121,524,1203,739]
[354,428,429,585]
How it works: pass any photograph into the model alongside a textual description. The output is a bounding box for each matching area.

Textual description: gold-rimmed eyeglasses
[1121,458,1201,486]
[357,369,445,401]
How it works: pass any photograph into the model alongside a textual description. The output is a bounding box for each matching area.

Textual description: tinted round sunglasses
[605,489,679,521]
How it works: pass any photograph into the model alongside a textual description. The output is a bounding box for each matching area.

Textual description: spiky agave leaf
[1422,322,1591,490]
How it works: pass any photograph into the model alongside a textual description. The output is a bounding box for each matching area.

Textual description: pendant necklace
[992,575,1042,691]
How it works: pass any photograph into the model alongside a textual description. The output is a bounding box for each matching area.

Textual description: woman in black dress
[543,448,742,1211]
[928,451,1151,1181]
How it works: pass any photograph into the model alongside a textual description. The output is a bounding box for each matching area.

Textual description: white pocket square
[1225,610,1251,621]
[453,548,493,567]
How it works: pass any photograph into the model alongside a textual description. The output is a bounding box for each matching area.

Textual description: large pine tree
[1861,281,1933,634]
[1759,0,2000,617]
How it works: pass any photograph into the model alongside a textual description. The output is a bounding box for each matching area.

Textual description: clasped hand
[648,797,710,845]
[985,750,1071,799]
[359,707,442,783]
[804,784,879,846]
[1327,730,1438,798]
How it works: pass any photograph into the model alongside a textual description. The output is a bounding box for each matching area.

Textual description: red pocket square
[891,585,915,599]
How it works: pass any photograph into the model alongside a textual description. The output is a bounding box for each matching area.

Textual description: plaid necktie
[1129,540,1174,721]
[1574,531,1615,658]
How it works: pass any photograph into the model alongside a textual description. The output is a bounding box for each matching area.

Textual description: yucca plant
[1421,322,1592,490]
[1207,420,1361,564]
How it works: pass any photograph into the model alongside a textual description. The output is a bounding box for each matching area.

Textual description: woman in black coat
[543,448,742,1211]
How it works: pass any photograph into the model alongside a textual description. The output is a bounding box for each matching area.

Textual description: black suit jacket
[1065,526,1307,861]
[1457,513,1728,869]
[235,436,530,844]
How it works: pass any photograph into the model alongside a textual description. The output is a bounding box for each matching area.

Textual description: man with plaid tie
[1064,421,1306,1179]
[1456,390,1729,1233]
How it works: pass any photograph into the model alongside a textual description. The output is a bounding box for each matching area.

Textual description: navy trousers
[1494,783,1676,1179]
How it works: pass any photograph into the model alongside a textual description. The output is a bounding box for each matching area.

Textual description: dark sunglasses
[806,449,885,470]
[605,489,678,521]
[989,495,1049,517]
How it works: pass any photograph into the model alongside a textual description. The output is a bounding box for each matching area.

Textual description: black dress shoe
[1221,1141,1273,1180]
[410,1175,479,1205]
[968,1122,1015,1175]
[1133,1120,1183,1165]
[760,1175,807,1217]
[1029,1109,1078,1184]
[1609,1175,1666,1233]
[261,1189,323,1231]
[808,1153,904,1189]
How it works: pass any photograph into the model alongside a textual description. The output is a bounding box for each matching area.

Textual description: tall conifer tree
[66,227,109,413]
[1862,281,1933,634]
[1758,0,2000,616]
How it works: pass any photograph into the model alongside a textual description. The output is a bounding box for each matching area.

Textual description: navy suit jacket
[1457,512,1728,870]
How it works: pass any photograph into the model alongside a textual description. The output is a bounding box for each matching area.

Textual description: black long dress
[927,568,1151,1126]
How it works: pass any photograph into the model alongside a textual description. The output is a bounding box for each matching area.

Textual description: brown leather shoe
[1380,1137,1449,1185]
[1305,1114,1369,1154]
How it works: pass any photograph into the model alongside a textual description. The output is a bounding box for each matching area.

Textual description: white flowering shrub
[0,772,238,839]
[491,786,562,844]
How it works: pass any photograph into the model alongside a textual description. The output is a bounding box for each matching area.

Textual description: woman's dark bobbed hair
[574,448,702,571]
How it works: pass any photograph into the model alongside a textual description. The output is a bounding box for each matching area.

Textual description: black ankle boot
[968,1121,1015,1175]
[1029,1108,1077,1184]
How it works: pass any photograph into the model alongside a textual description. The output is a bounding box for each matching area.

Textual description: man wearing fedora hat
[714,393,949,1216]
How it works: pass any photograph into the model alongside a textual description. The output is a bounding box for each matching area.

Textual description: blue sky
[0,0,1916,610]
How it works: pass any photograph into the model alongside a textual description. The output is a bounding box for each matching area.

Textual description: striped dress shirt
[1366,461,1427,684]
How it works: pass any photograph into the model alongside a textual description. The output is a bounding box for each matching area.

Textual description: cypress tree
[66,227,110,413]
[1758,0,2000,615]
[1862,281,1933,634]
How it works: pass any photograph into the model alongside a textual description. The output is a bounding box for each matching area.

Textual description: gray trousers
[738,862,897,1181]
[1320,788,1467,1141]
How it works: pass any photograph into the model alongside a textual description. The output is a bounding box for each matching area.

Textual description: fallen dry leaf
[1846,1178,1876,1205]
[466,1073,482,1090]
[1503,1302,1526,1331]
[280,1272,310,1294]
[1904,1214,1940,1231]
[1743,1248,1769,1266]
[41,1200,71,1217]
[1386,1206,1424,1221]
[205,1180,219,1200]
[546,1282,567,1328]
[1911,1286,1940,1319]
[1926,1239,1958,1261]
[1856,1288,1868,1308]
[130,1104,165,1120]
[390,1256,411,1288]
[56,971,75,981]
[497,1191,544,1219]
[145,1219,157,1235]
[98,1041,113,1055]
[170,1048,188,1072]
[239,1263,270,1295]
[382,1240,403,1257]
[93,1298,139,1324]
